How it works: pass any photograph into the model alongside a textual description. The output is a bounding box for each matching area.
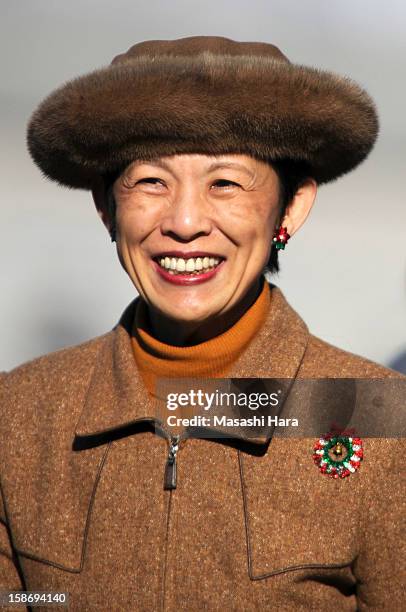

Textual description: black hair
[102,158,313,274]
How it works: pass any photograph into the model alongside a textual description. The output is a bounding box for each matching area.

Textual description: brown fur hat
[26,36,378,190]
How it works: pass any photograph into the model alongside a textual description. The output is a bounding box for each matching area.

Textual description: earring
[272,226,290,250]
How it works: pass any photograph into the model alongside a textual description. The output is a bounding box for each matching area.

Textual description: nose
[159,183,213,241]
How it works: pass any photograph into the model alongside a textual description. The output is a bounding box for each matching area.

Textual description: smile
[152,252,226,285]
[155,255,222,275]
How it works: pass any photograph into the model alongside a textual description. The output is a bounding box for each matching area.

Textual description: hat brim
[27,52,379,190]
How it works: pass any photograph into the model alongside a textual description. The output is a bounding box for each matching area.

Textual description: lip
[152,258,225,285]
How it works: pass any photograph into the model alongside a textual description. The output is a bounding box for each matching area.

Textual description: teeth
[176,258,186,272]
[156,256,222,275]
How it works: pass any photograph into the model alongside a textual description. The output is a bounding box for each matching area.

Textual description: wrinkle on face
[111,153,282,344]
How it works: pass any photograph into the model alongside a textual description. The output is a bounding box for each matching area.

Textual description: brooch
[313,434,363,478]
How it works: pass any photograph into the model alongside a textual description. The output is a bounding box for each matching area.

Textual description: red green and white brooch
[313,435,363,479]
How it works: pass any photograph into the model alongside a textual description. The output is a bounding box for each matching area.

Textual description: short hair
[102,158,313,274]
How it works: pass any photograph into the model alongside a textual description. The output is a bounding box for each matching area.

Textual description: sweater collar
[74,282,309,443]
[130,277,271,393]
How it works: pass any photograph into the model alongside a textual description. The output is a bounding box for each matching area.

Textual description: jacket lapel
[74,283,310,442]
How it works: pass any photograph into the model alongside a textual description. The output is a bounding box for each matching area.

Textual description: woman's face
[112,153,281,323]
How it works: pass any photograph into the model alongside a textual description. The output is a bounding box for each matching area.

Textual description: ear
[91,175,112,232]
[280,178,317,236]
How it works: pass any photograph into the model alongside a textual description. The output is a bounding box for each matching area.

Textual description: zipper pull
[164,435,180,490]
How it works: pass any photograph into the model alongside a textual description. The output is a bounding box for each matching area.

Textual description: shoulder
[268,283,403,379]
[0,332,111,433]
[2,332,109,389]
[300,333,404,378]
[0,296,139,393]
[298,335,405,438]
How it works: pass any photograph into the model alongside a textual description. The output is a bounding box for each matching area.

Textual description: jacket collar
[74,282,309,443]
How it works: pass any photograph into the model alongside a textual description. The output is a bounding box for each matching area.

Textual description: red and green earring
[272,226,290,250]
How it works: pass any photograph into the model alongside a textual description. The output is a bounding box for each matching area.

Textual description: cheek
[117,200,160,244]
[222,198,278,249]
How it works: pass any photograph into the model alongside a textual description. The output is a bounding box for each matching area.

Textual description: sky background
[1,0,405,372]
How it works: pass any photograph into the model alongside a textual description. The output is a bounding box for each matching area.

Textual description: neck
[146,277,264,346]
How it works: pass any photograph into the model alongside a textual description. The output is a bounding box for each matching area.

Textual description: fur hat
[27,35,378,190]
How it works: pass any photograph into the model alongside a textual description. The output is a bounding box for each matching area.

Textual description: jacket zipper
[152,421,187,490]
[164,434,180,490]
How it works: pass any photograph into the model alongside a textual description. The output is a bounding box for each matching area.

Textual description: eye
[211,179,240,189]
[122,176,165,189]
[137,177,164,185]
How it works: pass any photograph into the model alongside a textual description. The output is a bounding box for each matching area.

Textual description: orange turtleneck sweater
[130,280,271,396]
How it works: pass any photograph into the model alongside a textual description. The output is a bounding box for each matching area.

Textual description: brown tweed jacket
[0,285,404,611]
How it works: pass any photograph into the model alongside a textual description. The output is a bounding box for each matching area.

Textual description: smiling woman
[1,35,405,611]
[92,154,316,345]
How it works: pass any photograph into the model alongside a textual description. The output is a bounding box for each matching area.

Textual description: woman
[0,36,404,611]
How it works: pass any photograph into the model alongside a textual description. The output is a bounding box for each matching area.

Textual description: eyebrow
[133,158,255,179]
[206,161,255,179]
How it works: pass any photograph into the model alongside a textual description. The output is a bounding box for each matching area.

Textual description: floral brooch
[313,434,363,479]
